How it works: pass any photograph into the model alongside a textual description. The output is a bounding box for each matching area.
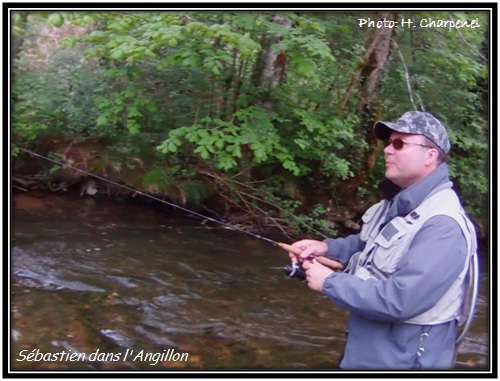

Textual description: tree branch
[449,15,488,63]
[392,39,424,111]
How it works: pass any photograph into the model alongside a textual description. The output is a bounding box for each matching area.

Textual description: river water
[10,192,490,372]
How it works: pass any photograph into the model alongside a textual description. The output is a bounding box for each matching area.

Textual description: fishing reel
[283,262,307,281]
[283,254,343,282]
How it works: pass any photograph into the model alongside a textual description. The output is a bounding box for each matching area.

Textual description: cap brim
[373,121,399,140]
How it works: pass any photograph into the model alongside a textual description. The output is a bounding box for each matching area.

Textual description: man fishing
[289,111,478,369]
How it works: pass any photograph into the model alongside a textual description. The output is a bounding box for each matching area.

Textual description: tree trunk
[340,11,398,187]
[237,15,293,178]
[251,15,292,112]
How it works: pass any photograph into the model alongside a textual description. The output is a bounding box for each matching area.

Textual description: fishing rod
[15,146,343,272]
[15,147,479,348]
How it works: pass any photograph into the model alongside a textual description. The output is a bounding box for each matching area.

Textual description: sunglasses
[386,138,433,150]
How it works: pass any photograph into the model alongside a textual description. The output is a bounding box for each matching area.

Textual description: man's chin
[385,172,402,188]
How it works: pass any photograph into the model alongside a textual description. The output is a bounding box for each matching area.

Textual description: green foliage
[142,166,178,194]
[291,109,358,179]
[11,64,69,141]
[158,107,300,173]
[93,74,158,136]
[142,166,213,206]
[12,20,105,140]
[47,12,64,27]
[447,115,489,226]
[287,202,338,237]
[11,10,490,238]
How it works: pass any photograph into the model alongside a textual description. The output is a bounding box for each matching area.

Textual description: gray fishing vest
[346,182,477,325]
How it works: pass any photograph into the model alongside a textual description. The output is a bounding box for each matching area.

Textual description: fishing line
[15,146,279,245]
[14,146,345,270]
[16,144,331,241]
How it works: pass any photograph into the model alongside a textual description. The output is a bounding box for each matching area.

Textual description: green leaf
[167,141,178,153]
[128,107,142,118]
[60,36,77,48]
[127,120,140,134]
[47,13,64,27]
[194,146,210,160]
[293,57,316,77]
[12,12,23,25]
[96,114,108,126]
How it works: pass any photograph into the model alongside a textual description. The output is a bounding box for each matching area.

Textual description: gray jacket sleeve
[323,234,365,268]
[322,215,468,322]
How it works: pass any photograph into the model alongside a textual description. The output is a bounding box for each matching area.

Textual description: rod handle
[277,242,343,271]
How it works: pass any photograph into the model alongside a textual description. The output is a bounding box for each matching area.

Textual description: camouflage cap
[374,111,450,154]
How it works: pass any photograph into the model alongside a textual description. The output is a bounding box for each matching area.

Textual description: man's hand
[302,258,334,292]
[289,239,328,263]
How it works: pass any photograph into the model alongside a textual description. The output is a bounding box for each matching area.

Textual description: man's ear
[425,148,439,166]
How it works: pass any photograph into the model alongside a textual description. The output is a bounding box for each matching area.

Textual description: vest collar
[381,164,451,220]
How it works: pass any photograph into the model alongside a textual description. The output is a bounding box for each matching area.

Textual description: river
[10,192,490,372]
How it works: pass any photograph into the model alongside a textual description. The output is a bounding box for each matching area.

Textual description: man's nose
[384,143,394,154]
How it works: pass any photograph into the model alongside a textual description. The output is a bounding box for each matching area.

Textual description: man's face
[383,131,434,189]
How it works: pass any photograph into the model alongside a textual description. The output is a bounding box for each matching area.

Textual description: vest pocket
[360,201,387,242]
[371,219,408,276]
